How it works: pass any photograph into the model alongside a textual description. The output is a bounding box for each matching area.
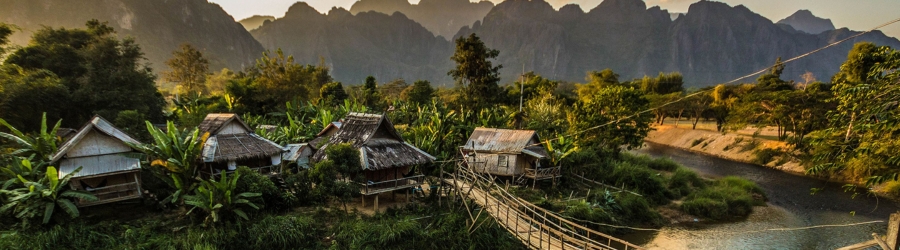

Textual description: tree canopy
[448,33,502,110]
[1,20,164,128]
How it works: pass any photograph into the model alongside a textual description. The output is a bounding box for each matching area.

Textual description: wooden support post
[362,195,366,207]
[374,194,379,213]
[887,212,900,249]
[874,233,891,250]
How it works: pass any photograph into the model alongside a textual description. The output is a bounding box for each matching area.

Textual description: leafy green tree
[807,42,900,184]
[320,82,349,106]
[0,66,70,130]
[640,72,684,95]
[184,171,261,226]
[0,22,12,57]
[569,85,651,151]
[130,121,208,205]
[507,72,558,104]
[401,80,435,105]
[448,33,502,110]
[309,143,361,211]
[362,76,383,108]
[231,50,333,114]
[4,20,165,125]
[0,164,97,227]
[164,43,209,98]
[0,113,61,163]
[575,69,626,103]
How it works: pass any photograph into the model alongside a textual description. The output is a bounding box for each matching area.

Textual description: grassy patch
[681,176,766,220]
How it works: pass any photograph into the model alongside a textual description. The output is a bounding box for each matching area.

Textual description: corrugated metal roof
[51,116,142,163]
[282,143,311,162]
[59,154,141,178]
[312,112,434,170]
[462,127,548,158]
[198,113,251,134]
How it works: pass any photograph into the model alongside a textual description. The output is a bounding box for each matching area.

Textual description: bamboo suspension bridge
[441,161,642,250]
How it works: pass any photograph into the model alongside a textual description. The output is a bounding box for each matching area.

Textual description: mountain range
[348,0,494,39]
[0,0,263,72]
[2,0,899,87]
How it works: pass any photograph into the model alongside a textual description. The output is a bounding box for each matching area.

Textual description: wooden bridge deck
[443,171,641,250]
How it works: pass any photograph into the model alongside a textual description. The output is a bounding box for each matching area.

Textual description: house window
[498,155,509,168]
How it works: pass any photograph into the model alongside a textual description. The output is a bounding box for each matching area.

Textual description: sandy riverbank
[644,124,805,175]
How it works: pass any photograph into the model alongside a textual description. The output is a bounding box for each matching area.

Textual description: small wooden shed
[462,127,558,181]
[282,143,313,169]
[199,113,286,176]
[308,121,342,150]
[50,116,143,207]
[312,112,434,195]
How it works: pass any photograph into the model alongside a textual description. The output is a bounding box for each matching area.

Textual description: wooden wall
[67,129,132,158]
[218,121,249,135]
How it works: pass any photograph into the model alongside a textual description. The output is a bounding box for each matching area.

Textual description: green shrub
[668,167,706,198]
[681,176,765,220]
[609,161,673,205]
[614,193,662,226]
[752,148,781,165]
[235,166,297,212]
[620,154,679,171]
[681,197,728,219]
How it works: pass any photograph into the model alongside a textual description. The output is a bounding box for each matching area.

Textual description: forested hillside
[0,0,264,71]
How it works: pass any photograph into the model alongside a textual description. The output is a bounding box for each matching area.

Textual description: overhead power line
[530,16,900,147]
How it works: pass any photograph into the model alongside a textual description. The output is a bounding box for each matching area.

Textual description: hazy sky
[209,0,900,38]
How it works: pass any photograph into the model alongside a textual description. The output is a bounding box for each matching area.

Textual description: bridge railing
[451,163,642,250]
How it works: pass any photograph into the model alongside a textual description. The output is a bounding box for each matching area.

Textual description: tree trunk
[675,109,684,127]
[845,112,856,143]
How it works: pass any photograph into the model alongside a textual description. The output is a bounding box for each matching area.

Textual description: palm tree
[184,171,261,226]
[0,164,97,226]
[129,121,208,205]
[0,113,62,164]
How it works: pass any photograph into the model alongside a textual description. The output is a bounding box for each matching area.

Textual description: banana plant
[0,113,62,163]
[546,135,578,168]
[1,157,45,190]
[0,164,97,226]
[128,121,208,205]
[184,171,261,226]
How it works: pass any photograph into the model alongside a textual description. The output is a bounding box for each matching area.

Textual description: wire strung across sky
[521,16,900,148]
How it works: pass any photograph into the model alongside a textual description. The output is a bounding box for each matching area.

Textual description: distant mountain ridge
[251,3,454,84]
[249,0,900,87]
[0,0,264,72]
[239,15,276,31]
[777,10,835,34]
[349,0,494,39]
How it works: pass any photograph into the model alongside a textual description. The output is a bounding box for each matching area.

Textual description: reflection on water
[626,143,899,250]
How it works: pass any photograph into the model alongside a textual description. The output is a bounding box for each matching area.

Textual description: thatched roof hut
[312,113,434,170]
[199,114,285,170]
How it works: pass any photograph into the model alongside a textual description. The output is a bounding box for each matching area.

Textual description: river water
[624,142,900,250]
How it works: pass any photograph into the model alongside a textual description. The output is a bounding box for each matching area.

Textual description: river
[624,142,900,249]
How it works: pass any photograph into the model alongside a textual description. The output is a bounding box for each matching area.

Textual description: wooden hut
[312,113,434,196]
[282,143,313,169]
[50,116,143,207]
[198,113,286,176]
[461,128,559,182]
[308,121,342,150]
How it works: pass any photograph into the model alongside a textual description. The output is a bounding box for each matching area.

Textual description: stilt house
[50,116,143,207]
[462,128,559,181]
[312,113,434,195]
[198,113,286,176]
